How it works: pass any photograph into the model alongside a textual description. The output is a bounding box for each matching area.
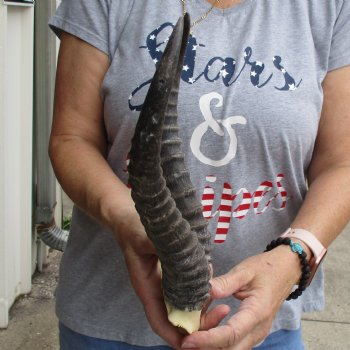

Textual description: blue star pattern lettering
[273,56,302,91]
[128,22,303,111]
[244,47,273,88]
[181,35,205,84]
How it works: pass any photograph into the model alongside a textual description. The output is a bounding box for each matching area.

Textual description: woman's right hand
[113,208,186,348]
[114,208,229,349]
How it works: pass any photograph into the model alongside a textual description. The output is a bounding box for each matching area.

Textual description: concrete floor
[302,224,350,349]
[0,250,61,350]
[0,196,349,349]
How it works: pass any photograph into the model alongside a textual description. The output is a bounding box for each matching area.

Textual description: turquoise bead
[290,242,304,255]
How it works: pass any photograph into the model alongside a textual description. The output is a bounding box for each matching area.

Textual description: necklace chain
[180,0,222,29]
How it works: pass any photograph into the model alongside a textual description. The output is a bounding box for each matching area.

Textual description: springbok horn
[128,14,211,333]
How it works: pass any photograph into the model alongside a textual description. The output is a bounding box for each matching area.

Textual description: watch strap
[281,228,327,286]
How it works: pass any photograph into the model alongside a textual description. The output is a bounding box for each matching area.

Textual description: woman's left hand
[182,245,303,350]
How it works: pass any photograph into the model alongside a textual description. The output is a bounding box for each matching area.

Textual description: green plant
[62,216,72,231]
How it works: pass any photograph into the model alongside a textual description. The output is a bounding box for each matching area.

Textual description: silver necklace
[180,0,222,30]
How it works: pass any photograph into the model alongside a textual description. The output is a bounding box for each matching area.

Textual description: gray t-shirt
[49,0,350,346]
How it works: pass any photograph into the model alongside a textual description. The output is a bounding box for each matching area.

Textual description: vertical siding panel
[0,4,34,328]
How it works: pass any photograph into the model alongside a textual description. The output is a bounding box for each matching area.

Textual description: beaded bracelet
[264,237,311,300]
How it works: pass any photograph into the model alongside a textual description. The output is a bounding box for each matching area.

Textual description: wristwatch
[281,228,327,286]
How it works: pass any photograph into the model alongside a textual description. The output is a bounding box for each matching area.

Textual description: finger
[143,293,184,348]
[182,298,260,348]
[210,268,254,300]
[230,334,258,350]
[182,324,235,349]
[200,304,231,330]
[127,256,184,348]
[230,325,269,350]
[142,267,184,347]
[128,255,161,301]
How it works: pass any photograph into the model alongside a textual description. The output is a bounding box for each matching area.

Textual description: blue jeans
[59,322,304,350]
[254,327,304,349]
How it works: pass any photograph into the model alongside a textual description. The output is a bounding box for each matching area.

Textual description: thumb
[210,267,254,299]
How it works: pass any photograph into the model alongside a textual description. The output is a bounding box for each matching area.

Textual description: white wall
[0,3,34,328]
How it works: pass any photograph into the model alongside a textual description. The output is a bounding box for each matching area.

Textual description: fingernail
[182,342,196,349]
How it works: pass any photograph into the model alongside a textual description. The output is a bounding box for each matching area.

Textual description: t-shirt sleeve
[328,0,350,71]
[49,0,110,57]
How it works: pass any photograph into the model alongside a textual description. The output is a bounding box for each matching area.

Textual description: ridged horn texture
[128,14,211,311]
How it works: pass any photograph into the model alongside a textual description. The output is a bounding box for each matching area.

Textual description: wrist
[105,200,150,253]
[272,244,303,284]
[281,228,327,287]
[99,190,136,232]
[264,238,311,300]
